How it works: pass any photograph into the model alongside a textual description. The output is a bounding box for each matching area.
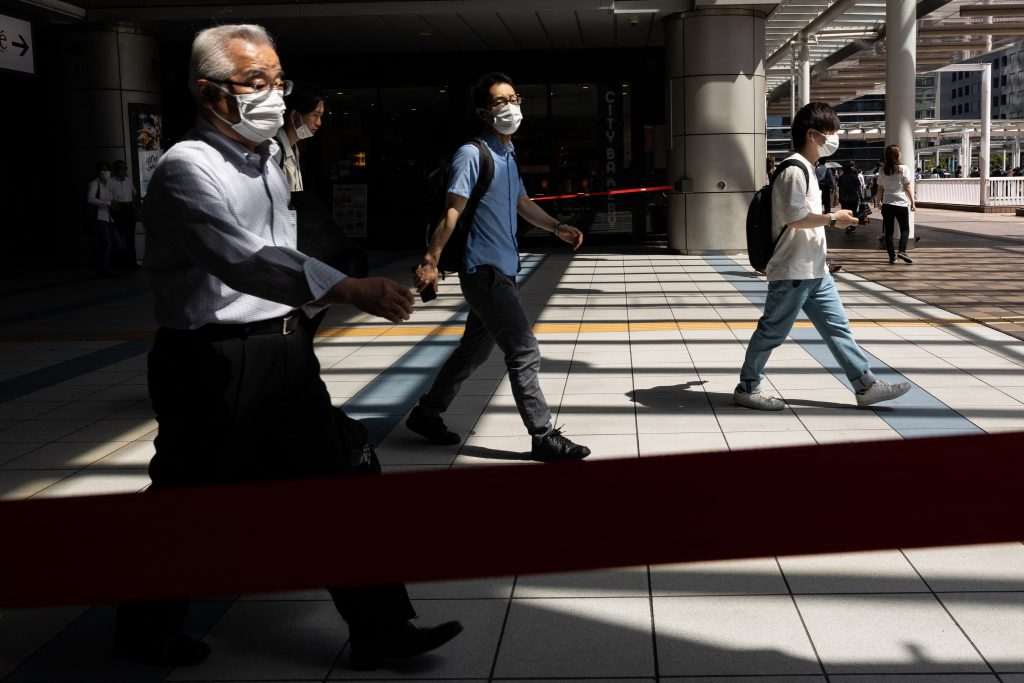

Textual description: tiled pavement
[2,232,1024,681]
[827,206,1024,342]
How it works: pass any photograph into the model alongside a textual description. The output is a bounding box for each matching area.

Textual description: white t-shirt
[766,153,827,281]
[878,164,912,207]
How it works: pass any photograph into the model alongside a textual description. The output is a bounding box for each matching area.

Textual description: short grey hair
[188,24,275,99]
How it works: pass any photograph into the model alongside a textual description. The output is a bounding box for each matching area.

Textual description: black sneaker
[531,428,591,461]
[897,251,914,264]
[405,405,461,445]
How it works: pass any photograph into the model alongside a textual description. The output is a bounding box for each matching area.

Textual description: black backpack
[425,139,494,274]
[745,158,809,272]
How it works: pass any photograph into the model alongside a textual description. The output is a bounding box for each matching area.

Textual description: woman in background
[876,144,916,264]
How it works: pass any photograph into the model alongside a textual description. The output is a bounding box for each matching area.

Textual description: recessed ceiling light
[418,31,431,37]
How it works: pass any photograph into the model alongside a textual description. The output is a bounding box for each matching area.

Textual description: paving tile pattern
[2,248,1024,680]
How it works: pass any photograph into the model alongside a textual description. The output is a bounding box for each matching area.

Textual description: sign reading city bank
[0,14,33,75]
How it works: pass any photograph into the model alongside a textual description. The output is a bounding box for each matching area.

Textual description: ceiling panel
[497,11,550,50]
[422,13,489,51]
[577,9,614,48]
[381,14,451,51]
[539,11,583,49]
[458,11,520,50]
[615,13,654,48]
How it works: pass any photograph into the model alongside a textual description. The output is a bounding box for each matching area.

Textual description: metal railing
[916,178,1024,207]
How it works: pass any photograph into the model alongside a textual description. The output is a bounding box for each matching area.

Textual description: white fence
[916,178,1024,207]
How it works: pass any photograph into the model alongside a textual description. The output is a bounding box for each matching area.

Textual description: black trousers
[116,317,414,644]
[110,205,137,266]
[881,204,910,259]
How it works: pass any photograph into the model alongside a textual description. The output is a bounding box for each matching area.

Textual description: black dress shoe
[349,620,463,671]
[115,632,211,667]
[405,405,461,445]
[531,428,590,461]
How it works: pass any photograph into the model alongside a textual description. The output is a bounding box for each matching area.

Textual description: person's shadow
[627,381,709,411]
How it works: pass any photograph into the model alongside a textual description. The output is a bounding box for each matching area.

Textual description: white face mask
[99,170,111,181]
[210,85,286,143]
[814,131,840,158]
[292,111,314,140]
[492,103,523,135]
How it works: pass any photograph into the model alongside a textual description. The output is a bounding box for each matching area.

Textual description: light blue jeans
[739,273,876,394]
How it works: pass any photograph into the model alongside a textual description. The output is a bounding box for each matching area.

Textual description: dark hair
[113,160,127,170]
[471,71,515,111]
[284,82,326,116]
[96,161,111,174]
[791,101,840,148]
[882,144,901,176]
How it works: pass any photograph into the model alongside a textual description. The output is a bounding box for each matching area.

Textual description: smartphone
[411,265,438,303]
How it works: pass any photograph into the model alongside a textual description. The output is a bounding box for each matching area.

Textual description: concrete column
[665,6,767,254]
[798,36,811,106]
[980,63,992,205]
[886,1,916,238]
[790,45,797,121]
[46,24,161,262]
[1014,135,1020,167]
[962,130,971,175]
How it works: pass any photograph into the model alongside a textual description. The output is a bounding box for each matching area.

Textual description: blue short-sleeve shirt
[447,131,528,277]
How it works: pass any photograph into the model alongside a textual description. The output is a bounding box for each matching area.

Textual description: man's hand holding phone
[412,263,439,303]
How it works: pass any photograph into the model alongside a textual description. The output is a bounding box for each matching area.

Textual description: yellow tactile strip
[0,318,985,343]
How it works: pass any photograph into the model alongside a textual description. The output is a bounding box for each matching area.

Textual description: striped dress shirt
[142,117,345,329]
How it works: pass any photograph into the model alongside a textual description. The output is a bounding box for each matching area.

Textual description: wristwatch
[553,221,566,232]
[828,213,836,228]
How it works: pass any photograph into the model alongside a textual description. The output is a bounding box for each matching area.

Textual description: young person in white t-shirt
[876,144,916,264]
[734,102,912,411]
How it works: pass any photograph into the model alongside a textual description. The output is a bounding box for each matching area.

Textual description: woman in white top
[85,161,120,277]
[876,144,916,264]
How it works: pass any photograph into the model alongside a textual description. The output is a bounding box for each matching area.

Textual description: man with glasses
[116,24,462,671]
[409,72,591,461]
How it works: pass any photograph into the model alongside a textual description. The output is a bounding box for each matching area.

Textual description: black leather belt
[180,313,302,341]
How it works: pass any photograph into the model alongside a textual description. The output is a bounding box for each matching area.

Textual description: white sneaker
[856,379,912,407]
[733,385,785,411]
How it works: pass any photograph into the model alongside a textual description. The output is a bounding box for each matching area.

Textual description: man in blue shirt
[409,72,590,461]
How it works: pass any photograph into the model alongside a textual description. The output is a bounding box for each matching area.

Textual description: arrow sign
[12,34,28,57]
[0,14,34,75]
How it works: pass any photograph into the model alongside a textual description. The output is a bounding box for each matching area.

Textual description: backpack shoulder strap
[456,139,494,230]
[772,158,810,193]
[469,139,494,199]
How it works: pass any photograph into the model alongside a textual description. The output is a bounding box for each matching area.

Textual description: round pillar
[664,7,767,254]
[885,0,916,239]
[798,37,811,107]
[46,24,161,263]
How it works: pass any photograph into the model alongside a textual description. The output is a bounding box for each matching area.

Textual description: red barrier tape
[531,185,672,202]
[1,431,1022,609]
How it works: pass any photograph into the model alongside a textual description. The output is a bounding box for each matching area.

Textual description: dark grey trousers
[420,265,552,436]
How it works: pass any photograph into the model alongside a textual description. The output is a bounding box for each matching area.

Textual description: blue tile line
[340,254,548,443]
[0,252,416,403]
[0,341,152,404]
[703,256,982,438]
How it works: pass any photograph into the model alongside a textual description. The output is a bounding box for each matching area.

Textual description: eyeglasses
[490,95,524,109]
[208,78,293,97]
